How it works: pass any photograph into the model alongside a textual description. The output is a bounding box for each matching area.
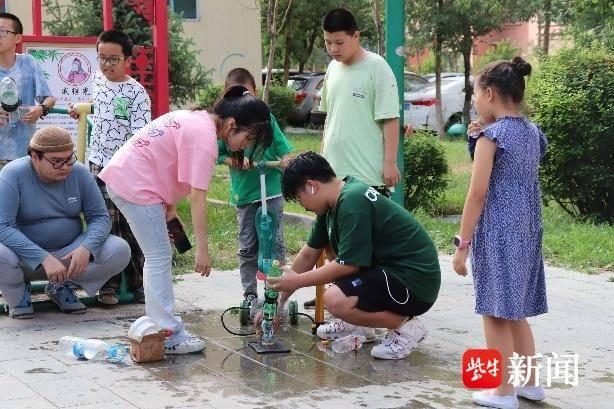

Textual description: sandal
[97,287,118,305]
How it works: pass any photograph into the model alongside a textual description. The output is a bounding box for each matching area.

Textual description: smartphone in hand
[167,218,192,254]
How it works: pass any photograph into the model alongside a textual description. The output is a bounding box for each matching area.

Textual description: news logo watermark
[462,349,579,389]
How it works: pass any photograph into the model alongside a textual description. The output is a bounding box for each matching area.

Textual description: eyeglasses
[0,29,18,37]
[96,56,126,66]
[42,153,77,169]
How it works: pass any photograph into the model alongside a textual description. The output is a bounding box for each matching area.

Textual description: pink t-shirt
[99,110,218,205]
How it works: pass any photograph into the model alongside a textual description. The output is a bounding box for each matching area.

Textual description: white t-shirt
[88,71,151,167]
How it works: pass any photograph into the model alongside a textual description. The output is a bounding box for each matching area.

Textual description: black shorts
[335,268,433,317]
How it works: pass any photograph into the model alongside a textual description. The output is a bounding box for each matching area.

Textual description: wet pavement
[0,255,612,408]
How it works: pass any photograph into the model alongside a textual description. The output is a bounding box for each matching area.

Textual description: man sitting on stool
[0,126,130,318]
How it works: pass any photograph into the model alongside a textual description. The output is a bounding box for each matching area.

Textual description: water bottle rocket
[0,77,21,126]
[248,161,288,354]
[256,160,274,279]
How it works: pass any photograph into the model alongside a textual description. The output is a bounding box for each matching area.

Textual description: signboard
[24,44,98,140]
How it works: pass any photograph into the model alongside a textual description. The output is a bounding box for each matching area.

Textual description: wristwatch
[453,235,471,249]
[39,103,50,118]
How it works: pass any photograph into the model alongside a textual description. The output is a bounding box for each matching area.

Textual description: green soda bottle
[265,260,282,299]
[261,260,282,344]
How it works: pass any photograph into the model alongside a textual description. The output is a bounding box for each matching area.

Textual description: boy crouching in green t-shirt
[269,152,441,360]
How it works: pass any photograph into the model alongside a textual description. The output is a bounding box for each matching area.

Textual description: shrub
[195,85,224,109]
[196,84,295,130]
[403,130,449,211]
[526,44,613,223]
[265,85,295,130]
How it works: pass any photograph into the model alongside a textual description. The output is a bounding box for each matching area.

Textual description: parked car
[404,76,476,132]
[422,72,464,82]
[287,73,325,125]
[310,72,428,127]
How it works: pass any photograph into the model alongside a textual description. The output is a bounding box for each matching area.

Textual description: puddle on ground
[165,310,468,406]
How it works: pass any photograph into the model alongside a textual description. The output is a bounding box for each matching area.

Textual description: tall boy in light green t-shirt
[320,8,400,193]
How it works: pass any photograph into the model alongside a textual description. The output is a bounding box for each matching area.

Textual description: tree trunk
[543,0,551,55]
[371,0,384,56]
[435,37,445,138]
[434,0,445,138]
[462,34,473,126]
[263,0,279,104]
[282,22,291,83]
[299,27,318,73]
[263,0,292,104]
[537,12,542,50]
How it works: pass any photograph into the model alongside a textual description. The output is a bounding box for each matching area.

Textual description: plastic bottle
[331,335,368,353]
[261,260,282,345]
[265,260,282,299]
[0,77,21,126]
[59,336,129,363]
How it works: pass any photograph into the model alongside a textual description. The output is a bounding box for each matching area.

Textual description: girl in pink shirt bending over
[100,85,272,354]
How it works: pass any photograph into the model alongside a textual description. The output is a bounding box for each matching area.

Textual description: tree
[449,0,537,125]
[406,0,458,137]
[560,0,614,51]
[260,0,385,80]
[43,0,210,106]
[261,0,293,104]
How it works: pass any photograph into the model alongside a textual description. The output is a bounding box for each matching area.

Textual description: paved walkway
[0,256,612,408]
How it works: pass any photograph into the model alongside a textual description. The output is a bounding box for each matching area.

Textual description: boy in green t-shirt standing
[319,8,401,195]
[269,152,441,360]
[217,68,293,308]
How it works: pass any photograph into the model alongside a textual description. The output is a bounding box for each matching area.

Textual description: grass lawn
[177,131,613,275]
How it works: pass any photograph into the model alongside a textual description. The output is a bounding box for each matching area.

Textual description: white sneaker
[316,319,376,341]
[164,333,206,354]
[370,317,427,360]
[515,385,545,401]
[472,390,519,409]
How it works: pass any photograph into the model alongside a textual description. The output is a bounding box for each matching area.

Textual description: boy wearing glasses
[0,13,55,168]
[0,126,131,319]
[69,30,150,305]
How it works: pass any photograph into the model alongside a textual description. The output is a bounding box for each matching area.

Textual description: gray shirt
[0,157,111,270]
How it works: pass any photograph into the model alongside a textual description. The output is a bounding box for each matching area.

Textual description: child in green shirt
[217,68,293,307]
[269,152,441,360]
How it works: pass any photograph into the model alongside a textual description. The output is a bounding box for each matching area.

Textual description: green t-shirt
[307,177,441,304]
[217,114,293,206]
[320,51,400,186]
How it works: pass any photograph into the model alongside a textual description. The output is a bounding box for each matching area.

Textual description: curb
[207,198,314,229]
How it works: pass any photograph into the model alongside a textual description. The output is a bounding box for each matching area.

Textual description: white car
[403,77,476,132]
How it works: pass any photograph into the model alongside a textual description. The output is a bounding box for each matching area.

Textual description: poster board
[23,42,98,140]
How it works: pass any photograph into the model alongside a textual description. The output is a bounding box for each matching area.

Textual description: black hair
[322,8,358,34]
[0,13,23,34]
[97,30,134,57]
[27,148,44,159]
[282,151,336,201]
[213,85,273,165]
[225,68,257,91]
[477,56,532,104]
